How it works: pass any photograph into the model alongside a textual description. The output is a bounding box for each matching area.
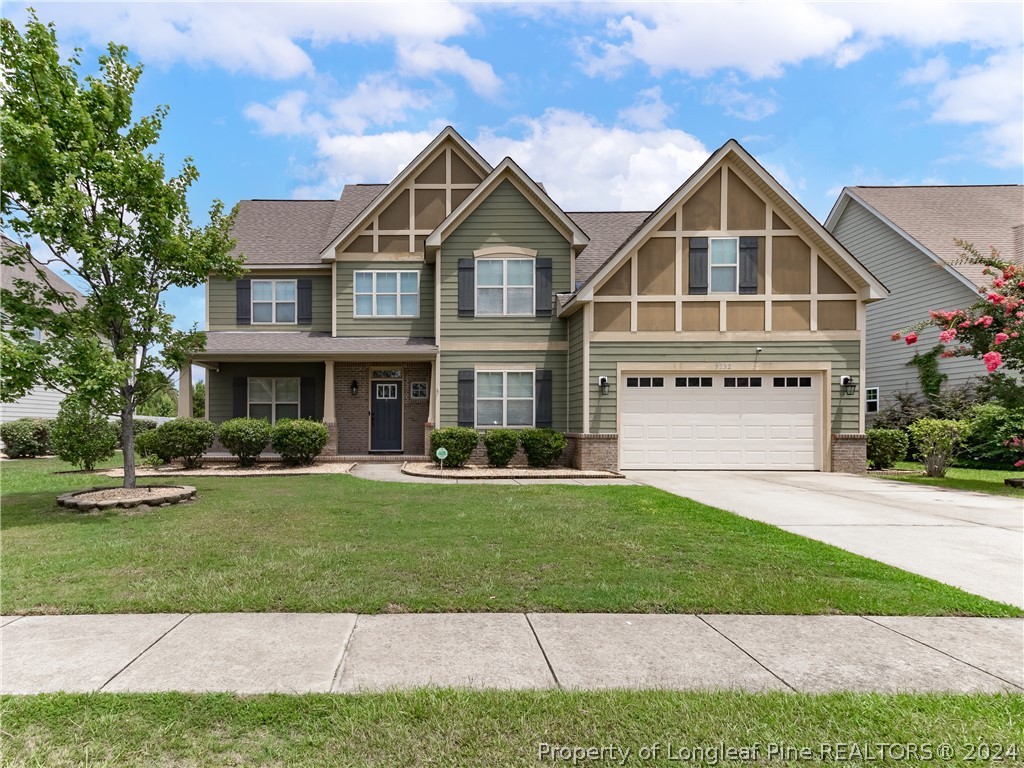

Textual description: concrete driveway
[624,471,1024,608]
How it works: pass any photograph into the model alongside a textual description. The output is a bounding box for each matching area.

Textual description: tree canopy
[0,12,244,487]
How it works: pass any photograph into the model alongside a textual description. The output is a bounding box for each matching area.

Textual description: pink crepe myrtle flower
[983,351,1003,372]
[940,350,956,358]
[891,331,901,341]
[994,332,1010,345]
[988,292,1006,304]
[938,329,957,342]
[904,332,918,345]
[993,278,1006,288]
[974,315,994,328]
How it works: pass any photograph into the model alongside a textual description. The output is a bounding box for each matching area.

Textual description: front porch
[186,333,438,458]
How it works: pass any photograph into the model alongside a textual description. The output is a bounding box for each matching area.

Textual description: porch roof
[194,332,437,359]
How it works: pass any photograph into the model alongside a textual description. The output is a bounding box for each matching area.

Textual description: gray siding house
[185,128,887,471]
[0,236,86,422]
[826,186,1023,416]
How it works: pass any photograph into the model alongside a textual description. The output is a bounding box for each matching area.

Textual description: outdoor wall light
[351,380,359,397]
[598,376,610,396]
[840,375,857,396]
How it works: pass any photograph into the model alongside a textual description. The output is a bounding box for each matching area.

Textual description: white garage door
[619,372,821,470]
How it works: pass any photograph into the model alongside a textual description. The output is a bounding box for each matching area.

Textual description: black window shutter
[688,238,708,295]
[535,258,552,317]
[300,377,316,419]
[738,237,759,295]
[457,370,474,427]
[458,258,474,317]
[232,377,247,418]
[297,279,313,324]
[236,279,251,325]
[535,369,553,429]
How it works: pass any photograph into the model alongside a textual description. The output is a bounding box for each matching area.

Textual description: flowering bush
[893,241,1023,373]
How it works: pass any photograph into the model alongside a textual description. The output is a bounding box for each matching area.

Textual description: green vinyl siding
[566,311,584,433]
[208,274,332,332]
[588,340,861,435]
[336,261,435,337]
[439,180,570,342]
[438,350,567,432]
[207,362,325,425]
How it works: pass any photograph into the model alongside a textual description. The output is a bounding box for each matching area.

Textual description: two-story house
[826,185,1023,417]
[183,128,887,472]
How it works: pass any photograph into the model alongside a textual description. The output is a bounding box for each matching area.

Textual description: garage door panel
[620,372,820,470]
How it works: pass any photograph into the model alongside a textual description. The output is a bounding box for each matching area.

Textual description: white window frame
[353,271,419,318]
[475,258,535,317]
[247,377,300,424]
[475,370,535,428]
[251,279,298,325]
[411,382,429,400]
[865,386,880,414]
[709,237,739,294]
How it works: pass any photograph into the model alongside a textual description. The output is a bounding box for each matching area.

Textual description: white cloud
[244,91,322,137]
[20,2,483,82]
[617,87,672,129]
[396,41,501,97]
[901,56,950,86]
[705,77,778,121]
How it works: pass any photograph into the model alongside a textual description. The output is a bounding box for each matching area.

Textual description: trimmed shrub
[865,428,909,470]
[51,398,118,470]
[271,419,328,466]
[908,418,970,478]
[0,418,52,458]
[134,428,175,464]
[483,428,519,468]
[218,418,272,467]
[960,404,1024,470]
[157,418,217,469]
[518,428,567,468]
[429,427,479,468]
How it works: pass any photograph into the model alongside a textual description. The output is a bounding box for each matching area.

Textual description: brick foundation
[566,433,619,472]
[830,433,867,473]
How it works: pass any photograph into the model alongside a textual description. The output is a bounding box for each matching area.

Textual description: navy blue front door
[371,381,402,451]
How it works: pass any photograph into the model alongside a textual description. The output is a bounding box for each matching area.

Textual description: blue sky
[8,1,1024,348]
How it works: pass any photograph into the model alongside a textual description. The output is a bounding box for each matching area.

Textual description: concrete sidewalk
[2,613,1021,695]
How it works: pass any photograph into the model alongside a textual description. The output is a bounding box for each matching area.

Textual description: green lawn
[0,458,1018,616]
[2,691,1021,767]
[887,462,1024,498]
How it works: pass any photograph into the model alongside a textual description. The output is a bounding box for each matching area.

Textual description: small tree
[192,380,206,419]
[908,418,970,478]
[0,14,243,488]
[51,396,118,470]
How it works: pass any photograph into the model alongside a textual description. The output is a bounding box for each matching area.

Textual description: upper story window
[710,238,738,293]
[355,271,419,318]
[476,258,534,316]
[252,279,296,324]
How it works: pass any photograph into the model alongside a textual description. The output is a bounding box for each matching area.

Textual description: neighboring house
[185,128,886,471]
[826,185,1023,417]
[0,235,87,422]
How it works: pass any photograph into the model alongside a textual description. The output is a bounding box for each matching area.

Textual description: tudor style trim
[567,140,888,311]
[319,126,492,260]
[425,157,590,250]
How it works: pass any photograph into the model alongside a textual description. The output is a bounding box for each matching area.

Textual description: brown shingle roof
[569,211,652,286]
[849,185,1023,289]
[1,236,86,308]
[197,332,436,356]
[321,184,388,252]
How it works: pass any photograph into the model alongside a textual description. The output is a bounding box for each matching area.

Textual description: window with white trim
[476,371,534,427]
[710,238,738,293]
[476,258,534,316]
[773,376,812,388]
[248,377,299,423]
[625,377,665,388]
[354,271,419,317]
[252,280,297,324]
[411,382,428,399]
[865,387,880,414]
[724,377,762,388]
[675,377,712,388]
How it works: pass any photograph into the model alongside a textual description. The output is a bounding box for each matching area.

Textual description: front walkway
[2,613,1020,695]
[625,471,1024,608]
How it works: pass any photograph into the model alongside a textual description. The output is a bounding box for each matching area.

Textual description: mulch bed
[402,462,620,479]
[103,463,354,478]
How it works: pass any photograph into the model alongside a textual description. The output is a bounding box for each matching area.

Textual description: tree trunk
[121,403,136,489]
